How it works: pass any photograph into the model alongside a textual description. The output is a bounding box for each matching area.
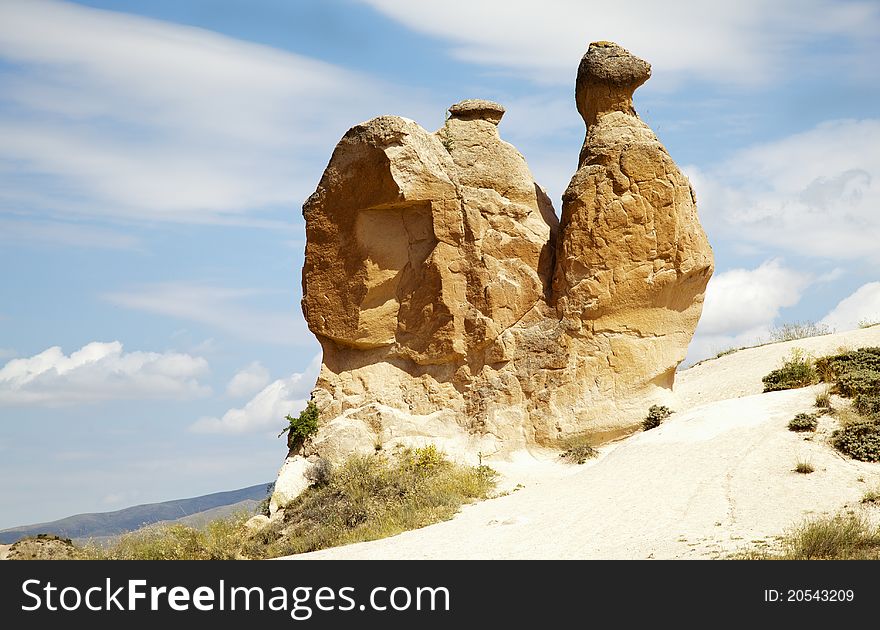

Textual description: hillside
[284,326,880,559]
[0,483,270,544]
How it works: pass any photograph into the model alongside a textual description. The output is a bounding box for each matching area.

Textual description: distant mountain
[0,483,272,544]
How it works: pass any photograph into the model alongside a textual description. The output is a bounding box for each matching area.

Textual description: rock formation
[271,42,713,512]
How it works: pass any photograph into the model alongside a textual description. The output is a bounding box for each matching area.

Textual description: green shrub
[642,405,672,431]
[279,401,320,452]
[832,419,880,462]
[816,347,880,389]
[762,348,818,392]
[853,393,880,417]
[787,413,818,432]
[558,433,598,464]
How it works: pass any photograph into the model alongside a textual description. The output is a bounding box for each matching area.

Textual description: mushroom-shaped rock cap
[579,41,651,87]
[448,99,505,125]
[576,42,651,125]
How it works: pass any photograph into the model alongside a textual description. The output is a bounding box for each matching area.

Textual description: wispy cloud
[361,0,880,85]
[0,341,210,406]
[192,355,321,434]
[0,0,432,225]
[685,118,880,264]
[0,217,141,250]
[103,282,313,347]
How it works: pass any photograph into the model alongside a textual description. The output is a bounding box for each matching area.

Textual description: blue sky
[1,0,879,528]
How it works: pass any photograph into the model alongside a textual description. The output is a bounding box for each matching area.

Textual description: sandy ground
[0,544,9,560]
[281,326,880,560]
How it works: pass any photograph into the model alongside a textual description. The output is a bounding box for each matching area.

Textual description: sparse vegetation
[84,446,496,560]
[780,514,880,559]
[263,445,496,557]
[92,513,253,560]
[768,321,831,342]
[787,413,818,432]
[439,116,455,153]
[714,346,743,359]
[814,389,832,412]
[861,488,880,504]
[793,459,815,474]
[279,401,320,452]
[761,348,818,392]
[642,405,672,430]
[859,318,880,329]
[558,433,598,464]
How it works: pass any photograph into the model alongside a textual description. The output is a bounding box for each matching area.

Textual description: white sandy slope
[284,326,880,560]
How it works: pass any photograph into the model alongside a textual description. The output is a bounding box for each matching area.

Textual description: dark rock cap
[448,99,505,125]
[580,41,651,87]
[576,42,651,126]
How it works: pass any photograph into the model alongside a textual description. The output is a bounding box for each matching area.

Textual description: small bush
[793,459,814,474]
[558,433,598,464]
[279,401,320,452]
[837,369,880,399]
[861,488,880,504]
[853,393,880,417]
[859,318,880,329]
[787,413,818,432]
[768,321,831,342]
[782,514,880,559]
[816,347,880,389]
[832,419,880,462]
[642,405,672,430]
[814,390,832,411]
[304,457,332,486]
[762,348,818,392]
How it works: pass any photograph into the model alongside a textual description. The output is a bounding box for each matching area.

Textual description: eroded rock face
[273,42,713,508]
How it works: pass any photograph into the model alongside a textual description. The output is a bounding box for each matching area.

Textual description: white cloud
[686,259,813,363]
[104,282,314,347]
[226,361,271,398]
[686,118,880,263]
[0,0,432,224]
[821,282,880,331]
[361,0,880,85]
[192,355,321,434]
[0,341,210,406]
